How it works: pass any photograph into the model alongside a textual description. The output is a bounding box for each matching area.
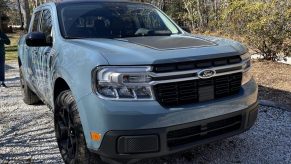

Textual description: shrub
[221,0,290,60]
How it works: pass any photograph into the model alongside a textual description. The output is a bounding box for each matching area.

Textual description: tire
[19,66,40,105]
[54,90,104,164]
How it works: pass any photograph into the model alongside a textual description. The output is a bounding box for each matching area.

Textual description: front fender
[52,42,109,140]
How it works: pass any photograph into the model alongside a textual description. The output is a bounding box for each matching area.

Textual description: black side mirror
[181,26,191,33]
[26,32,52,47]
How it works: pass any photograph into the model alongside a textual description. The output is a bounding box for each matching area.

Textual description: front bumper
[93,102,258,161]
[77,78,257,149]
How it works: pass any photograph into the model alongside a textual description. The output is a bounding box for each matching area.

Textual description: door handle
[49,56,53,69]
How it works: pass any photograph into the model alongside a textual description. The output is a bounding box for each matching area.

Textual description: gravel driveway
[1,62,290,164]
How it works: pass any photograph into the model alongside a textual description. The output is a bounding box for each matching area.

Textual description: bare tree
[0,13,2,31]
[0,0,7,31]
[151,0,165,10]
[0,0,12,31]
[182,0,197,29]
[21,0,31,31]
[16,0,24,29]
[33,0,39,8]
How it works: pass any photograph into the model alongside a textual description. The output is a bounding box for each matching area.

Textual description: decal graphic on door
[33,46,57,102]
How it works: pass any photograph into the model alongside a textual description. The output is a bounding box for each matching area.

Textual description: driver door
[36,8,55,102]
[26,10,42,90]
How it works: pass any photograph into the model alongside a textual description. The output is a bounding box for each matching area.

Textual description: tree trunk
[214,0,218,21]
[196,0,203,28]
[17,0,24,30]
[22,0,31,31]
[0,12,2,31]
[183,0,196,29]
[34,0,38,8]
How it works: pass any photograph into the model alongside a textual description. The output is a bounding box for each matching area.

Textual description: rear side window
[40,9,52,37]
[32,11,41,32]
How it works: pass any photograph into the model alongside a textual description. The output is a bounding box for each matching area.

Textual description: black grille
[154,73,242,107]
[153,56,241,73]
[167,115,242,148]
[117,135,159,154]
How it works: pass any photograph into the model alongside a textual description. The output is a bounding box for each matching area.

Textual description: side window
[40,9,52,37]
[32,11,41,32]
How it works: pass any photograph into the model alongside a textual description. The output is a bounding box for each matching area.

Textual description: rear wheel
[19,66,40,105]
[54,90,104,164]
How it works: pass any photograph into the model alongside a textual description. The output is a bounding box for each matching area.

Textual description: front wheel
[54,90,104,164]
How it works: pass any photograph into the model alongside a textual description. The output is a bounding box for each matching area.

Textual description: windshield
[57,2,180,39]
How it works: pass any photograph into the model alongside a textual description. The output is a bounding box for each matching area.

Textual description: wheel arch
[53,77,92,151]
[53,77,70,106]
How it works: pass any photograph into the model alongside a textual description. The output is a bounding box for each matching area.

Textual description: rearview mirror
[26,32,52,47]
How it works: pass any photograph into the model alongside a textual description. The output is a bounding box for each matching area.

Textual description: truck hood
[68,34,247,65]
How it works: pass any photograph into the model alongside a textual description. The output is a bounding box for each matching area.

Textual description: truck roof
[53,0,142,7]
[56,0,133,4]
[33,0,145,14]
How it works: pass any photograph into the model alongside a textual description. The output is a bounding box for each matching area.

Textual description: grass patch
[5,33,22,61]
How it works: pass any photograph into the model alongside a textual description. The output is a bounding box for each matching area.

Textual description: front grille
[154,73,242,107]
[167,115,242,148]
[153,56,241,73]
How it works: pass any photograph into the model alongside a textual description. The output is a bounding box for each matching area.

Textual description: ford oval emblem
[198,69,216,79]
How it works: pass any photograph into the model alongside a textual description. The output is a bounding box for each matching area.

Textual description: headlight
[240,51,251,61]
[242,70,252,85]
[92,66,154,100]
[241,54,252,85]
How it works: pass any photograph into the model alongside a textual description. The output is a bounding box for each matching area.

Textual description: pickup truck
[18,0,258,163]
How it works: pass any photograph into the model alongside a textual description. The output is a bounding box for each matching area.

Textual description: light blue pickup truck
[18,0,258,163]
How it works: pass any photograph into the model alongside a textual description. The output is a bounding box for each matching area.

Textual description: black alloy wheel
[55,90,104,164]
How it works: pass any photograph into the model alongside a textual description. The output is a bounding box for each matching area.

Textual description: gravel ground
[1,62,290,164]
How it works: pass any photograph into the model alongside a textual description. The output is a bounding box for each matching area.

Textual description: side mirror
[26,32,52,47]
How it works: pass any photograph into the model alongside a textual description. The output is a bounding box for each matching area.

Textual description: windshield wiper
[152,30,173,36]
[64,36,117,39]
